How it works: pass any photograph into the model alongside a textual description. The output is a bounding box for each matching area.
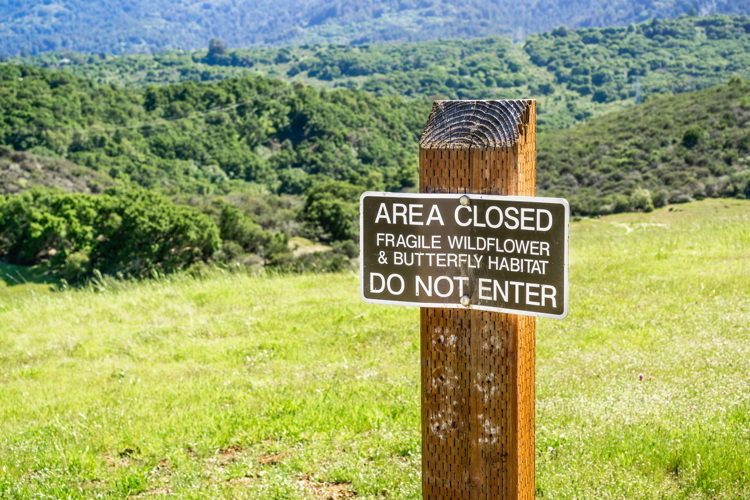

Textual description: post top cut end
[420,99,534,150]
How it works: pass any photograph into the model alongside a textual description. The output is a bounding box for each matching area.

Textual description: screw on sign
[360,100,569,500]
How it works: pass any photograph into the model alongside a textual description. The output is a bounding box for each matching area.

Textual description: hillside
[0,147,113,195]
[1,199,749,498]
[538,78,750,214]
[2,63,749,216]
[21,15,750,130]
[2,0,750,56]
[0,64,429,196]
[0,64,426,280]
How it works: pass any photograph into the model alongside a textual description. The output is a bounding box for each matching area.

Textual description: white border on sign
[358,191,570,320]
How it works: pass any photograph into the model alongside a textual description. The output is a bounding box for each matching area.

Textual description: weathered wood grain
[420,100,531,150]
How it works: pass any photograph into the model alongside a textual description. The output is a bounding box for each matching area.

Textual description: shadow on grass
[0,261,60,288]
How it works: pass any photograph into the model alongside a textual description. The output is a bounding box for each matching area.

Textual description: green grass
[1,199,749,499]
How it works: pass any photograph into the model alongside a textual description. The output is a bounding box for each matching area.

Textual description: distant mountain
[2,0,750,56]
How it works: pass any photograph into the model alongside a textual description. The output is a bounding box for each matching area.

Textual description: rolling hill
[538,78,750,214]
[20,15,750,130]
[2,0,750,56]
[1,63,748,219]
[0,64,428,196]
[0,61,748,284]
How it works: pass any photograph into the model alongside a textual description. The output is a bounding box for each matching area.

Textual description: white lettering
[426,204,445,226]
[455,205,471,227]
[526,283,540,306]
[387,274,405,295]
[392,203,407,224]
[537,209,553,232]
[409,204,423,226]
[486,206,503,228]
[370,273,385,293]
[542,285,557,308]
[374,203,391,224]
[520,208,535,230]
[505,207,519,230]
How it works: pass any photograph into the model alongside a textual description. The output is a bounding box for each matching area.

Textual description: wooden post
[419,100,536,500]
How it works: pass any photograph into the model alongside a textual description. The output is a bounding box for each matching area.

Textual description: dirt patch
[104,449,142,469]
[258,453,286,465]
[227,474,256,485]
[288,237,331,257]
[215,444,244,465]
[204,445,248,478]
[299,474,356,499]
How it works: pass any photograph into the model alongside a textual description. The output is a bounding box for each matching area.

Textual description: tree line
[20,15,750,131]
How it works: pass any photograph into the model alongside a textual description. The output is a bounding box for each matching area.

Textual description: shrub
[217,203,271,254]
[682,126,703,148]
[612,194,632,213]
[592,89,614,103]
[62,250,90,282]
[630,187,654,212]
[730,170,750,198]
[301,180,361,242]
[0,187,220,281]
[215,240,245,262]
[652,190,669,208]
[669,192,693,204]
[277,168,312,195]
[592,71,612,86]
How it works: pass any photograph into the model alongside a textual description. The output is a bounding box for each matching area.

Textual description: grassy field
[1,198,749,499]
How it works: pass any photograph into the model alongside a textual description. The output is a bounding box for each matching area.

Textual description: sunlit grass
[1,199,749,499]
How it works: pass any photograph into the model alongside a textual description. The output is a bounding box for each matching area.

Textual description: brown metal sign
[360,192,569,318]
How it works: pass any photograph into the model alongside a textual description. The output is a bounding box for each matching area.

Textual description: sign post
[360,100,567,499]
[418,99,540,500]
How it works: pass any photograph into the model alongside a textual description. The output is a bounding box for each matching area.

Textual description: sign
[360,192,569,318]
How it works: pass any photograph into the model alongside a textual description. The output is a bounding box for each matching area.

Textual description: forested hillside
[23,16,750,129]
[2,63,748,218]
[1,64,748,281]
[540,78,750,213]
[2,0,750,56]
[0,65,428,195]
[0,64,426,280]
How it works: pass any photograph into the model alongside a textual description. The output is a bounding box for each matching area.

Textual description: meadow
[1,198,749,499]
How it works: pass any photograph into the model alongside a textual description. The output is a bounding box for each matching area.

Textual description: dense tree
[0,64,428,196]
[0,187,220,280]
[300,180,362,242]
[1,58,749,284]
[21,15,750,130]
